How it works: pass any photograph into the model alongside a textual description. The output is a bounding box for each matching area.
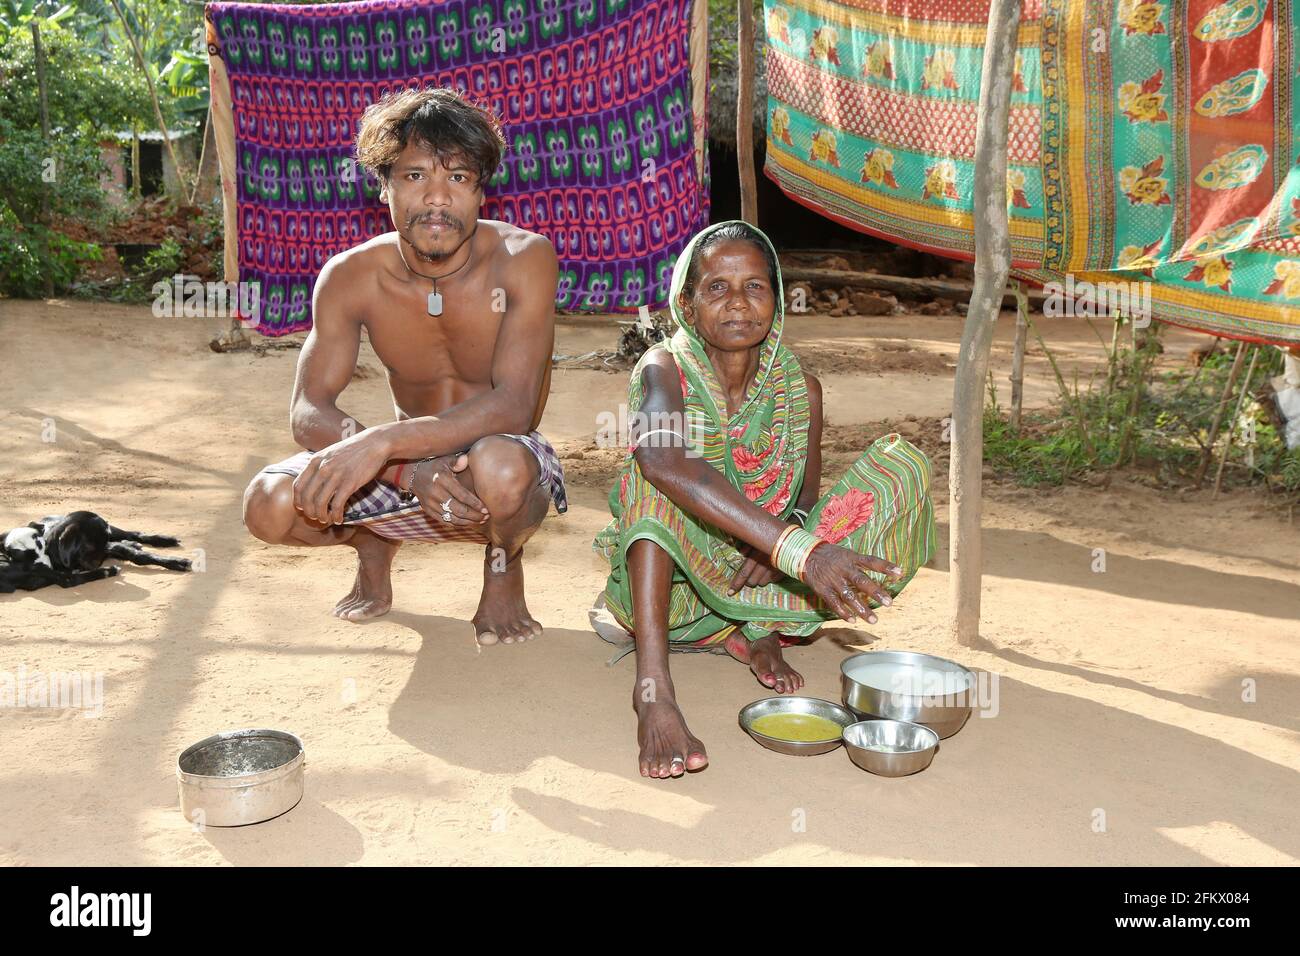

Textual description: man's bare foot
[333,531,398,621]
[634,684,708,778]
[723,631,804,694]
[472,547,542,645]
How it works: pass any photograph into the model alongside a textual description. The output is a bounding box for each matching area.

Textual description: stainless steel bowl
[842,719,940,776]
[738,696,857,756]
[176,729,304,827]
[840,650,976,739]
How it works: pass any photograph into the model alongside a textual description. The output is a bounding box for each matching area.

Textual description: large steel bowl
[840,650,976,739]
[177,728,304,827]
[842,720,940,776]
[738,696,857,756]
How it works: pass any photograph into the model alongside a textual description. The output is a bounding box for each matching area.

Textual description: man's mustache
[407,214,460,229]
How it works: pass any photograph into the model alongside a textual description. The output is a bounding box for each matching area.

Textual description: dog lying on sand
[1,511,191,593]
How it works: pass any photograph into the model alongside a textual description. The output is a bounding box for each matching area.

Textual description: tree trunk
[950,0,1022,647]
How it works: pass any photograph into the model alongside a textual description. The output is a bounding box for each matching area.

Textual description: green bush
[0,205,102,296]
[983,318,1299,502]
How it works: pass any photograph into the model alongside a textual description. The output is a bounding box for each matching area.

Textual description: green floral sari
[593,220,936,644]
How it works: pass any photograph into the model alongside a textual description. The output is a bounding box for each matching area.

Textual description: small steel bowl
[841,650,976,739]
[738,696,857,756]
[842,719,940,776]
[177,729,304,827]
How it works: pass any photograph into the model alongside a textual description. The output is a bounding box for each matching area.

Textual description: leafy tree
[0,21,153,134]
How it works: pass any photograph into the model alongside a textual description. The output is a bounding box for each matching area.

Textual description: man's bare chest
[363,281,504,386]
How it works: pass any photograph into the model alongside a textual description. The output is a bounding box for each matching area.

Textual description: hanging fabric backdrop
[762,0,1300,346]
[206,0,711,335]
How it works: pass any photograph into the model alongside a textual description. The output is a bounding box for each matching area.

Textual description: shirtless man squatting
[242,87,568,645]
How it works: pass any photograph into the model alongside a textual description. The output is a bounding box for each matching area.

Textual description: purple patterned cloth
[207,0,711,335]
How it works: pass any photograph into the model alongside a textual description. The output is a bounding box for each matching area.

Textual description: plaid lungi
[258,431,567,543]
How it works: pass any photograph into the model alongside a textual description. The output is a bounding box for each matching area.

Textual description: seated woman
[593,220,937,779]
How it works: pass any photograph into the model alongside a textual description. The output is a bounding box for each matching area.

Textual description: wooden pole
[1195,340,1247,488]
[31,21,54,297]
[1212,346,1261,497]
[950,0,1021,647]
[736,0,758,224]
[1009,280,1028,434]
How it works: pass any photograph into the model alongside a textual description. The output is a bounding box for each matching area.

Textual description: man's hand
[293,430,393,525]
[411,454,490,526]
[727,541,783,593]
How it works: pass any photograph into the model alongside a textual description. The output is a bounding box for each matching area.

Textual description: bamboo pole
[950,0,1022,647]
[736,0,758,224]
[1212,346,1261,497]
[1009,280,1028,434]
[1195,340,1247,488]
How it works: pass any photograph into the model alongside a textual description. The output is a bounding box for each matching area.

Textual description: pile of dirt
[58,197,221,283]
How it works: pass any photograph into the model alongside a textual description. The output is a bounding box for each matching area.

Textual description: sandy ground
[1,298,1296,867]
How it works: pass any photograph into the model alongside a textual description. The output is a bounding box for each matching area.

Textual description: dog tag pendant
[427,290,443,316]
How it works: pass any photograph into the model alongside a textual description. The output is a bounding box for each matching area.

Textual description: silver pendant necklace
[396,234,472,316]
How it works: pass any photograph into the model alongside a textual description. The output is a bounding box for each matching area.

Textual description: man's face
[679,240,777,353]
[381,140,483,262]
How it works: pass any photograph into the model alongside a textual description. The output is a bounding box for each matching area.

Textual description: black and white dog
[1,511,191,593]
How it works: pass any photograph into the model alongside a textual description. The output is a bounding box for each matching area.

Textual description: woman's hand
[410,454,489,526]
[294,430,393,524]
[727,542,782,593]
[802,543,903,624]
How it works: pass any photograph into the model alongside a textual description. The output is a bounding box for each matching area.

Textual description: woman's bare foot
[633,680,708,778]
[333,530,398,621]
[472,546,542,645]
[724,631,804,694]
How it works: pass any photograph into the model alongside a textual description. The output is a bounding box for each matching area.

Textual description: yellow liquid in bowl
[750,713,843,742]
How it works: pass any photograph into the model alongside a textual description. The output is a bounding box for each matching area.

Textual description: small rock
[820,255,851,272]
[850,291,896,315]
[918,298,955,315]
[895,420,921,439]
[829,305,847,317]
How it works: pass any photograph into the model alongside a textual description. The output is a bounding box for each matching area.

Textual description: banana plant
[159,46,208,120]
[0,0,73,45]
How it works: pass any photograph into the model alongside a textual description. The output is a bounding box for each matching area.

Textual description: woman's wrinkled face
[679,239,776,352]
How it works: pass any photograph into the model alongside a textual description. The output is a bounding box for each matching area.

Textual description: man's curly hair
[355,87,506,187]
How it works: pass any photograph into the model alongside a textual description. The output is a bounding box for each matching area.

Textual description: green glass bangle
[772,526,822,580]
